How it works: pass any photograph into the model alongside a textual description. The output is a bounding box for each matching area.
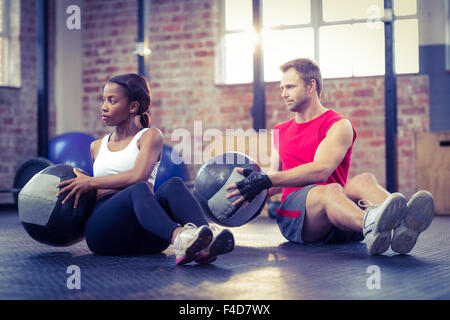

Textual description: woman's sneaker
[361,193,407,255]
[173,223,213,265]
[391,190,435,254]
[195,225,235,264]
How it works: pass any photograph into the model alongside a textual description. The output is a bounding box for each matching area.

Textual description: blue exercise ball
[48,132,96,176]
[154,144,189,191]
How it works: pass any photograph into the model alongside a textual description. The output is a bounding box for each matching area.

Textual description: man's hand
[226,168,273,207]
[56,168,94,208]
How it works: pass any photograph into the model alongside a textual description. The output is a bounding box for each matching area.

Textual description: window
[263,27,314,81]
[220,0,254,83]
[262,0,314,82]
[393,0,419,74]
[218,0,419,84]
[320,0,386,78]
[0,0,21,87]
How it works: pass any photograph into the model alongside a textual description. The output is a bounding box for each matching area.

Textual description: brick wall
[0,0,38,204]
[81,0,138,138]
[148,0,222,171]
[0,0,56,205]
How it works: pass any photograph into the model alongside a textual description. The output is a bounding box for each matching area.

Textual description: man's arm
[226,119,354,206]
[268,119,354,188]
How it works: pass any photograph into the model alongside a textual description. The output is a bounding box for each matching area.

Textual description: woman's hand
[56,168,94,208]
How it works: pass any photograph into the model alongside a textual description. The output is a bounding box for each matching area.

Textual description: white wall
[55,0,83,134]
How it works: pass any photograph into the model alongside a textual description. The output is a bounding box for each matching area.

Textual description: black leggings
[85,177,209,255]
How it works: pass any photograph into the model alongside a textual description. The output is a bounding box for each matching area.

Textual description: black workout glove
[235,169,273,202]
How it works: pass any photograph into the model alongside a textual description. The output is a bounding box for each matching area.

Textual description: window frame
[217,0,419,84]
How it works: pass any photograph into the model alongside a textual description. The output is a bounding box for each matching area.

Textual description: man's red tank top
[273,109,356,203]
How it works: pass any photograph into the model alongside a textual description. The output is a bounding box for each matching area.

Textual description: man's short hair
[280,58,323,97]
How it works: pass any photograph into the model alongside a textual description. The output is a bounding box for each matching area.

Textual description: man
[227,58,435,255]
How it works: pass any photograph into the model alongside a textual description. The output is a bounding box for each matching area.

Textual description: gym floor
[1,209,449,300]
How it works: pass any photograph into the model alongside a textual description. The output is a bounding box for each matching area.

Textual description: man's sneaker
[194,225,235,264]
[391,190,435,254]
[361,193,407,255]
[173,223,213,265]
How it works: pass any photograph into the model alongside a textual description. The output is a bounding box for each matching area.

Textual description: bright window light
[263,28,314,82]
[393,0,417,16]
[224,32,254,83]
[394,19,419,74]
[225,0,252,31]
[352,22,385,76]
[262,0,310,27]
[319,24,353,78]
[219,0,418,84]
[322,0,384,22]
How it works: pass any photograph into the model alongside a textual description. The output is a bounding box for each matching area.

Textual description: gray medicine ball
[18,164,97,246]
[193,152,268,227]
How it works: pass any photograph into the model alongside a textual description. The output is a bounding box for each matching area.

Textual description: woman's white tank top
[93,128,160,185]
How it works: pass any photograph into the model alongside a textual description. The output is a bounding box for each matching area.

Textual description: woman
[56,73,234,265]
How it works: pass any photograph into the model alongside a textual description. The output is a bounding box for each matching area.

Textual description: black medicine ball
[18,164,97,246]
[193,152,268,227]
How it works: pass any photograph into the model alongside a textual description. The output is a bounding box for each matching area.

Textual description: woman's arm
[89,138,115,200]
[57,128,163,207]
[89,128,163,189]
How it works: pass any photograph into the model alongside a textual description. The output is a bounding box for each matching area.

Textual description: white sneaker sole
[391,190,435,254]
[367,193,407,255]
[175,226,213,265]
[195,229,235,264]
